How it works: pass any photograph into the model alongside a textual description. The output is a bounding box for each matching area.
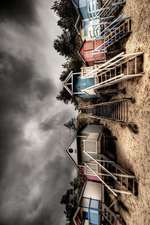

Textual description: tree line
[60,175,86,225]
[51,0,83,104]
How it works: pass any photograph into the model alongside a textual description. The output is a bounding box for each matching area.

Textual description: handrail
[83,151,117,180]
[85,163,118,197]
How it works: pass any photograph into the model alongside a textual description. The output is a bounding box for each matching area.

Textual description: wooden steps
[84,153,137,197]
[82,52,144,93]
[80,98,133,125]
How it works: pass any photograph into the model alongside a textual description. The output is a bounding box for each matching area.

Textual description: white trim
[73,182,87,225]
[83,73,143,93]
[81,52,144,93]
[63,84,73,96]
[83,151,117,180]
[85,163,117,197]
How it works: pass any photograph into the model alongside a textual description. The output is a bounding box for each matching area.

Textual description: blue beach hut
[63,71,97,98]
[72,0,100,19]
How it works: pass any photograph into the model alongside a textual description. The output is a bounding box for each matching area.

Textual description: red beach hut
[79,39,106,66]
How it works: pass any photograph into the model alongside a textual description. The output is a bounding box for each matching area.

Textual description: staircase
[84,152,137,197]
[80,98,134,125]
[102,204,122,225]
[82,52,144,93]
[99,0,126,19]
[93,17,131,53]
[92,0,126,19]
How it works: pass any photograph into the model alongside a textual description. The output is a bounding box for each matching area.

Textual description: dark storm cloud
[0,53,33,179]
[0,0,37,25]
[0,51,53,117]
[40,110,71,131]
[0,51,53,179]
[0,1,74,225]
[34,79,53,100]
[0,154,73,225]
[28,156,73,225]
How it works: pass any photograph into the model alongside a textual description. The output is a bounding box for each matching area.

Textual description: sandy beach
[99,0,150,224]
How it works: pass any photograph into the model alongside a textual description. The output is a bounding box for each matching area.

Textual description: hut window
[84,140,97,153]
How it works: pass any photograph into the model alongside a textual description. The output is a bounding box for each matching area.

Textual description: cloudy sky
[0,1,76,225]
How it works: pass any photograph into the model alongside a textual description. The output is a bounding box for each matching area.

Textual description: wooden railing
[83,52,144,93]
[84,152,137,196]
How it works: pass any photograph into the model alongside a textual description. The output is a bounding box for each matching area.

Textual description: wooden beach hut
[66,124,137,197]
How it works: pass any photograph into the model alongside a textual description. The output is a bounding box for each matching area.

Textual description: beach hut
[79,39,106,66]
[73,0,127,41]
[78,16,131,66]
[73,180,122,225]
[66,124,137,197]
[79,52,144,95]
[63,71,97,98]
[72,0,126,20]
[64,52,144,98]
[73,181,103,225]
[65,123,137,224]
[72,0,101,19]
